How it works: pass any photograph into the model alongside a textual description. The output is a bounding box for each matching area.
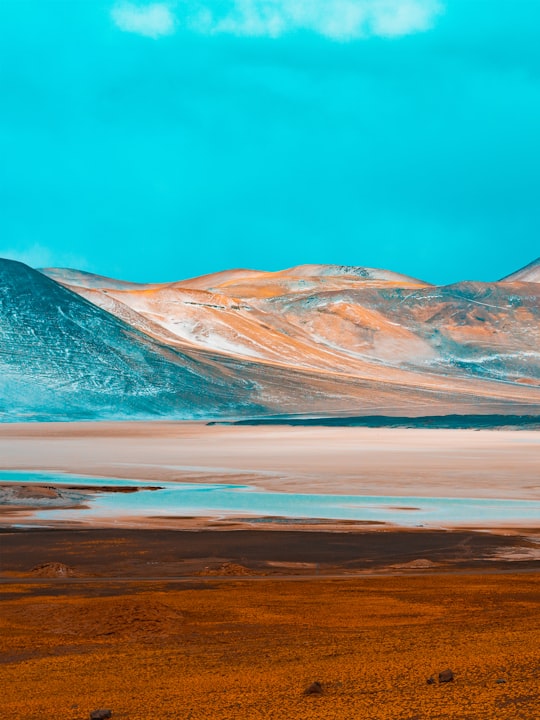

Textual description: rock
[30,562,78,577]
[90,710,112,720]
[426,676,435,685]
[496,678,506,684]
[304,681,323,695]
[438,669,454,683]
[399,558,438,569]
[198,562,256,576]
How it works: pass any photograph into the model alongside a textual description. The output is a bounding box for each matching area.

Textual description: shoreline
[2,479,540,533]
[1,423,538,567]
[1,422,539,499]
[1,422,539,535]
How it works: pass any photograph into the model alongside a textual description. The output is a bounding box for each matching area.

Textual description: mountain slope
[41,267,162,291]
[0,259,262,420]
[2,258,540,421]
[501,257,540,283]
[45,264,540,387]
[0,259,482,421]
[268,280,540,384]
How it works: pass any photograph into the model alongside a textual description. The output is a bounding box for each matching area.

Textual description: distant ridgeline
[211,415,540,430]
[1,256,540,421]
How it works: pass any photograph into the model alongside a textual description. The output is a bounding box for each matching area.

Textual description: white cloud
[0,245,89,270]
[109,0,443,40]
[369,0,442,37]
[189,0,444,40]
[111,2,176,38]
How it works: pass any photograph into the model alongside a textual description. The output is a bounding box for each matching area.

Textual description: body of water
[1,470,539,527]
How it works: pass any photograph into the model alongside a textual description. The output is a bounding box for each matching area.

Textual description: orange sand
[1,574,539,719]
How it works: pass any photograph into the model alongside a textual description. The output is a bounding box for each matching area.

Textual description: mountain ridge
[500,256,540,283]
[2,256,540,421]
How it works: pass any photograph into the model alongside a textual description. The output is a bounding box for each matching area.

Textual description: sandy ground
[1,423,539,719]
[1,573,539,720]
[0,422,539,500]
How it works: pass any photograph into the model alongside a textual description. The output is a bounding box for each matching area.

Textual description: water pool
[2,470,539,528]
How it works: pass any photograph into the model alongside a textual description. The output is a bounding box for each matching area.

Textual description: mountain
[43,262,540,386]
[1,258,540,421]
[41,267,164,291]
[0,259,261,421]
[501,257,540,283]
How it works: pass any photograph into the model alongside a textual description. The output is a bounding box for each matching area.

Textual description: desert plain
[1,422,539,719]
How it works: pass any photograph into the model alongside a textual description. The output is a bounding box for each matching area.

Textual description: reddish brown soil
[1,573,539,719]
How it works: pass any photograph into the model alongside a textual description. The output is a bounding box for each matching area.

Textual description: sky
[0,0,539,285]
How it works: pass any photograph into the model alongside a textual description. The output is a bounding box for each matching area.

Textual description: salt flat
[0,422,538,506]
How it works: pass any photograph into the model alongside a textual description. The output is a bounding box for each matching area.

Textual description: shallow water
[2,470,540,527]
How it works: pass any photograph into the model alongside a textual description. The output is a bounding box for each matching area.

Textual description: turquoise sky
[1,1,539,284]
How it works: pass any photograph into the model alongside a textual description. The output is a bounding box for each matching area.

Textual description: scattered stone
[90,710,112,720]
[304,681,323,695]
[198,562,257,576]
[438,669,454,684]
[496,678,507,684]
[400,559,438,569]
[426,676,435,685]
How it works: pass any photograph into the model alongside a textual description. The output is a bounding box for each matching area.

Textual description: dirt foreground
[2,528,540,577]
[1,422,539,718]
[1,573,539,720]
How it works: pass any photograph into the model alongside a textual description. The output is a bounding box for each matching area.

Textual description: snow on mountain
[2,258,540,421]
[279,264,429,284]
[0,259,261,421]
[176,264,429,299]
[276,281,540,385]
[52,264,540,388]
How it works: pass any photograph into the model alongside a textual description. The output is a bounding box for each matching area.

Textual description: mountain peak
[3,257,540,421]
